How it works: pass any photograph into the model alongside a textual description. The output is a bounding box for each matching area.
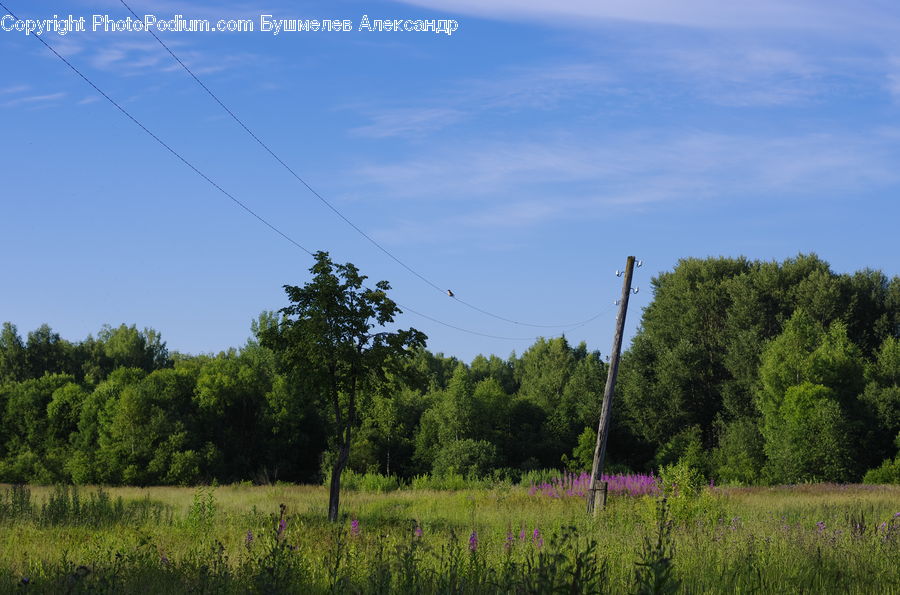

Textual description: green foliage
[712,417,765,485]
[757,311,862,483]
[566,426,596,472]
[654,425,706,475]
[185,487,217,528]
[634,498,680,595]
[620,254,897,485]
[261,251,426,520]
[0,322,26,383]
[409,472,484,490]
[1,483,900,592]
[0,255,898,489]
[658,460,705,499]
[762,382,854,484]
[432,439,499,479]
[324,469,402,492]
[0,484,171,527]
[863,455,900,484]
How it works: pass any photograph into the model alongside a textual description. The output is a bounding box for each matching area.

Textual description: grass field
[1,481,898,593]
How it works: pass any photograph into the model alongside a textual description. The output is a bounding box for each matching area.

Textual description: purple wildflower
[816,521,826,532]
[276,503,287,538]
[894,512,900,518]
[527,472,660,499]
[469,530,478,552]
[351,518,360,537]
[519,528,526,541]
[245,530,254,549]
[532,528,541,542]
[414,524,423,538]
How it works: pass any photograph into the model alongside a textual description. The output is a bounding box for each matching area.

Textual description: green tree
[80,324,170,383]
[619,257,750,451]
[431,438,498,478]
[96,366,204,485]
[0,373,75,482]
[470,353,517,394]
[193,346,274,481]
[261,251,425,521]
[859,336,900,471]
[68,367,146,484]
[757,311,864,482]
[762,382,853,483]
[0,323,27,384]
[25,324,73,379]
[711,417,765,485]
[516,337,575,410]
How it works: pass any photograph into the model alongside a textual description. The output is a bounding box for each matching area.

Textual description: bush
[658,460,704,499]
[334,469,402,493]
[410,473,489,490]
[431,439,498,478]
[863,456,900,484]
[654,425,706,475]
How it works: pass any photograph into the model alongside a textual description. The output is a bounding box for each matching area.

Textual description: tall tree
[757,311,865,482]
[0,323,27,383]
[25,324,72,379]
[262,251,425,521]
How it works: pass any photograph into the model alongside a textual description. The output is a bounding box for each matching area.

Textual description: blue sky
[2,0,899,362]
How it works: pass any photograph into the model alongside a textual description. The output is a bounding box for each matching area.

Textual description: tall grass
[0,482,897,593]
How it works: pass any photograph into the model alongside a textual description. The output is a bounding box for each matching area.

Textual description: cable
[117,0,608,330]
[0,2,313,259]
[393,302,541,341]
[450,295,608,328]
[0,1,593,343]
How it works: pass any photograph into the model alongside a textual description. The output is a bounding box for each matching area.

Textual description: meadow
[0,476,898,594]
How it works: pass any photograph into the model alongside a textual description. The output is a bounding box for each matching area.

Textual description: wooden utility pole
[587,255,636,514]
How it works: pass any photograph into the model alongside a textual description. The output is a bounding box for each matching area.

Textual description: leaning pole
[587,255,636,514]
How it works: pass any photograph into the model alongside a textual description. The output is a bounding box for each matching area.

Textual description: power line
[0,2,313,259]
[0,1,598,343]
[396,300,617,342]
[117,0,606,330]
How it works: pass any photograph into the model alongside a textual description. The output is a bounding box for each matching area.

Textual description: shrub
[334,469,402,492]
[658,460,704,499]
[863,456,900,484]
[409,473,490,490]
[431,439,498,478]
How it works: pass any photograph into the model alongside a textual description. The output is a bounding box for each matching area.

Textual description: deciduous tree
[262,251,425,521]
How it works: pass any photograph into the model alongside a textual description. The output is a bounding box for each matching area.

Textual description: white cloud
[356,129,899,242]
[469,63,613,110]
[349,62,612,138]
[0,84,30,95]
[640,46,823,107]
[0,92,67,108]
[352,108,465,138]
[885,57,900,102]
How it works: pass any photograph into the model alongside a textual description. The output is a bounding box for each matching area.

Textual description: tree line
[0,253,898,486]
